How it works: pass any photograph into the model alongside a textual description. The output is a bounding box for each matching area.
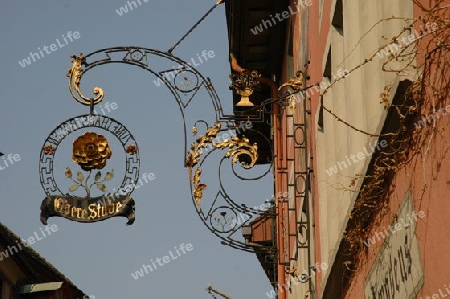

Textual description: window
[332,0,343,34]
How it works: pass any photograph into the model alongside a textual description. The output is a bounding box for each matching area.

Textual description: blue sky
[0,1,274,298]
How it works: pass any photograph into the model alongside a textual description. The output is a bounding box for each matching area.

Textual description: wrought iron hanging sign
[37,0,276,253]
[39,55,139,226]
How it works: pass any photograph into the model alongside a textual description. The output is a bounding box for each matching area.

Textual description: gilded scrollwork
[67,53,104,106]
[185,122,258,206]
[192,168,207,206]
[214,135,258,168]
[184,122,221,173]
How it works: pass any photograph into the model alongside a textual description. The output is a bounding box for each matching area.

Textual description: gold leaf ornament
[186,122,258,206]
[77,172,84,182]
[94,171,102,181]
[96,183,107,192]
[69,184,79,192]
[185,122,222,171]
[65,167,73,178]
[193,168,206,206]
[214,135,258,169]
[194,184,207,206]
[104,169,114,181]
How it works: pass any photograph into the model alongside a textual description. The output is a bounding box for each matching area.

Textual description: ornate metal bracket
[61,47,275,252]
[274,63,316,292]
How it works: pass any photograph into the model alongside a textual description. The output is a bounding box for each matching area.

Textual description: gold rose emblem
[72,132,112,171]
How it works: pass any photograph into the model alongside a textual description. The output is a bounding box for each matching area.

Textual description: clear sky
[0,1,274,298]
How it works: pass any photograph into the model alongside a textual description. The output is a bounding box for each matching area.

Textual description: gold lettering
[102,205,107,217]
[53,200,127,220]
[88,204,98,219]
[116,201,123,213]
[54,198,62,212]
[107,204,115,215]
[63,204,71,216]
[71,207,77,218]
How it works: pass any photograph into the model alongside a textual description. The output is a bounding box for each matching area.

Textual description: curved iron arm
[66,47,275,253]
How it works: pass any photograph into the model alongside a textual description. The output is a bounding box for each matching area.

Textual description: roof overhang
[225,0,289,164]
[225,0,289,79]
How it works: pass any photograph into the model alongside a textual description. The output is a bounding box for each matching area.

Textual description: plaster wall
[344,0,450,297]
[307,0,414,296]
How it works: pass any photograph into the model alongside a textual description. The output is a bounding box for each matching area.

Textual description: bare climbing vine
[320,0,450,278]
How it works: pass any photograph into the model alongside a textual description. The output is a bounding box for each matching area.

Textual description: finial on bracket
[67,53,104,106]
